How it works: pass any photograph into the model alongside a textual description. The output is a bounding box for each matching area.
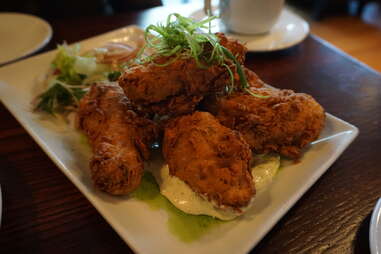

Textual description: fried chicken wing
[209,67,265,99]
[205,87,325,159]
[119,33,247,116]
[163,111,254,209]
[77,82,159,195]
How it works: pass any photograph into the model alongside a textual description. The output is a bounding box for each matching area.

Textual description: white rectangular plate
[0,26,358,254]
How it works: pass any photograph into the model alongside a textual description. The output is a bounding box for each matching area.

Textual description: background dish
[0,26,358,253]
[0,13,52,65]
[190,7,309,52]
[370,198,381,254]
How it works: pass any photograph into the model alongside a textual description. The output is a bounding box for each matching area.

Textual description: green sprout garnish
[107,71,122,81]
[35,82,87,114]
[138,13,265,97]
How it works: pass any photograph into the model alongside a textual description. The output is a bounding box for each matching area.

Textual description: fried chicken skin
[163,111,254,209]
[77,82,158,195]
[118,33,247,116]
[244,67,266,88]
[210,67,265,98]
[205,87,325,159]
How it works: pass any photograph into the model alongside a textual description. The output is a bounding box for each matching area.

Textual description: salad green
[35,43,121,114]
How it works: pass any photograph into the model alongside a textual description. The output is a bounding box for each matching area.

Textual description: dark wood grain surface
[1,4,380,254]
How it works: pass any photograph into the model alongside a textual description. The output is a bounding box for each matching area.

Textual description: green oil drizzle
[78,133,90,147]
[131,172,224,242]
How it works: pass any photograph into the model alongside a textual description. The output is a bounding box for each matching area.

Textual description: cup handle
[204,0,212,16]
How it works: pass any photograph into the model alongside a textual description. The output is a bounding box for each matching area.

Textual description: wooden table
[1,4,380,254]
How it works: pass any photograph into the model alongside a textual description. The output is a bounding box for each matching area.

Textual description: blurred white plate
[0,13,52,65]
[190,7,309,52]
[370,198,381,254]
[0,25,358,254]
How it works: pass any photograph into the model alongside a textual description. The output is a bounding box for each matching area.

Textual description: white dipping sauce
[152,154,280,221]
[251,154,280,192]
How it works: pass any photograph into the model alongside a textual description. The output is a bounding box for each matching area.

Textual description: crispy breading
[77,82,158,195]
[118,33,247,116]
[207,67,265,100]
[205,87,325,159]
[163,111,254,209]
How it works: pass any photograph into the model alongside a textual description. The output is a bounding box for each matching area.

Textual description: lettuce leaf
[52,44,83,85]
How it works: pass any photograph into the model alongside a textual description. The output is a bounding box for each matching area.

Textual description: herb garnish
[35,82,87,114]
[139,13,265,97]
[107,71,122,81]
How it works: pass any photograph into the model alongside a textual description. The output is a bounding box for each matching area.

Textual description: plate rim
[0,25,359,253]
[0,12,53,65]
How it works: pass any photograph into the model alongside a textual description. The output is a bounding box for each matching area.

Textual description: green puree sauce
[131,172,223,242]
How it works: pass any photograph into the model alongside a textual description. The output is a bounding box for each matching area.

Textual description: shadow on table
[246,44,302,59]
[353,212,371,254]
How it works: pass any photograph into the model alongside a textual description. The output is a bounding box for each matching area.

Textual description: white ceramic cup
[204,0,285,35]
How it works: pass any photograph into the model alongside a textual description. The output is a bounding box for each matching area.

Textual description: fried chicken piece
[244,67,266,88]
[77,82,158,195]
[205,87,325,159]
[118,33,247,116]
[163,111,254,209]
[210,67,265,98]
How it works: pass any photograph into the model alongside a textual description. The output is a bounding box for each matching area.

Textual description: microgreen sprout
[138,13,266,97]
